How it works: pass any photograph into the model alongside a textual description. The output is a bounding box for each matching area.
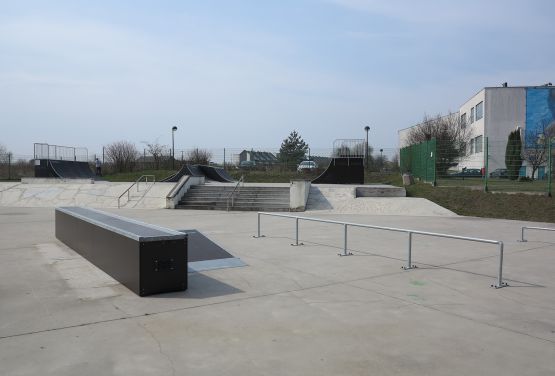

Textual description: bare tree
[0,144,10,163]
[185,148,212,165]
[522,121,555,179]
[406,113,472,175]
[104,141,139,173]
[145,140,168,170]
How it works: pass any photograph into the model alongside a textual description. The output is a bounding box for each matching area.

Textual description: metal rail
[254,212,506,288]
[519,226,555,242]
[118,175,155,208]
[226,175,244,211]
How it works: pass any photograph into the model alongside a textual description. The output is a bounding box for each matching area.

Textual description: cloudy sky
[1,0,554,155]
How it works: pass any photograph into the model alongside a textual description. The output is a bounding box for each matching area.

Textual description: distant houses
[239,150,278,166]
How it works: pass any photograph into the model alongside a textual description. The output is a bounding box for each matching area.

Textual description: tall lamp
[172,126,178,169]
[364,126,370,168]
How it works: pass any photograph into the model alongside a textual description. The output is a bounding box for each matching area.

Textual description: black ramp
[49,160,95,179]
[199,165,234,182]
[161,164,205,183]
[312,157,364,184]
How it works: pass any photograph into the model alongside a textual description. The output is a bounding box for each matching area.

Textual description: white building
[399,84,555,178]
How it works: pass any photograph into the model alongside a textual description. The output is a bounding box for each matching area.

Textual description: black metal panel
[312,157,364,184]
[55,208,187,296]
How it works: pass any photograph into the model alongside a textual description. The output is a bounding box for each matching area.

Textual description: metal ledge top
[56,207,186,242]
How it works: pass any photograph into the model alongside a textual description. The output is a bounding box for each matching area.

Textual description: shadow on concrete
[305,186,333,211]
[151,272,243,299]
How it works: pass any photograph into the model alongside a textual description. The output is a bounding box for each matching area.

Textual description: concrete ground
[1,207,554,375]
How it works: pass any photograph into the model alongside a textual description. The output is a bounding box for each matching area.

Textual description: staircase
[176,185,290,211]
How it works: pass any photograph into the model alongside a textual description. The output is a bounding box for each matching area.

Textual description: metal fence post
[8,153,11,180]
[484,137,489,192]
[548,140,552,197]
[520,227,526,242]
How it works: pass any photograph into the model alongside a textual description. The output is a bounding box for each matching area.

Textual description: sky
[1,0,554,156]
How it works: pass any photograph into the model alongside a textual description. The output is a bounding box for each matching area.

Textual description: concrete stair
[177,185,290,211]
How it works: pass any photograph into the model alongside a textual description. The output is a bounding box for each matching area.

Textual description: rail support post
[518,227,527,242]
[291,217,303,246]
[253,213,265,238]
[402,231,416,270]
[338,224,353,256]
[492,242,508,288]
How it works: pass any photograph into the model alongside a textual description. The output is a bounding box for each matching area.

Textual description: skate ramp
[312,157,364,184]
[162,164,234,183]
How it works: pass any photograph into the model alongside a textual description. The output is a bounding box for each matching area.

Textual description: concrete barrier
[166,175,205,209]
[290,180,311,212]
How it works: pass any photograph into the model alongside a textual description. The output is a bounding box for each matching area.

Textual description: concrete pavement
[0,207,554,375]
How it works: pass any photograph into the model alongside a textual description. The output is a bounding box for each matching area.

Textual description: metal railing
[254,212,506,288]
[226,175,244,211]
[118,175,155,208]
[519,226,555,242]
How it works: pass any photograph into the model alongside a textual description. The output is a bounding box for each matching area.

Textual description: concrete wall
[166,175,204,209]
[289,180,311,212]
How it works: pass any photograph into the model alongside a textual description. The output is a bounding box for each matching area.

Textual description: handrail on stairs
[226,175,244,211]
[118,175,155,208]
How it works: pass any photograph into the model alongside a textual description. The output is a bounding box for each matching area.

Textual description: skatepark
[1,205,554,375]
[0,143,554,375]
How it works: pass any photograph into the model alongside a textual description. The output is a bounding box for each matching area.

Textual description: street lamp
[380,148,384,171]
[364,126,370,168]
[172,126,178,169]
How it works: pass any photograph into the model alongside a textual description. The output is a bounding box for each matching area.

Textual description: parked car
[489,168,508,178]
[239,160,256,169]
[449,168,482,178]
[297,160,318,172]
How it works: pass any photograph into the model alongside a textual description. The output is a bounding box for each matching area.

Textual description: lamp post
[364,126,370,168]
[172,126,178,169]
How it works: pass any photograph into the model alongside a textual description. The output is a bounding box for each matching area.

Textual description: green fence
[399,139,436,184]
[434,137,553,196]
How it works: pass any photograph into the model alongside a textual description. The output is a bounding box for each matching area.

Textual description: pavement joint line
[343,280,555,346]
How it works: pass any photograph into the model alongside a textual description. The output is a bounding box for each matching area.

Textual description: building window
[469,138,475,154]
[470,107,475,123]
[460,113,467,127]
[475,135,483,153]
[475,101,483,120]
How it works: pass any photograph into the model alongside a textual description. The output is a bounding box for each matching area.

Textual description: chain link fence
[0,146,400,181]
[400,138,554,195]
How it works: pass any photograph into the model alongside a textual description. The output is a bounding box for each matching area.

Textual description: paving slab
[0,207,554,375]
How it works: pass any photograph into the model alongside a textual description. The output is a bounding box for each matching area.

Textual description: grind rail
[118,175,155,208]
[519,226,555,242]
[254,212,506,288]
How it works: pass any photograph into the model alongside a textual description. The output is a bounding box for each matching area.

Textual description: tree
[0,144,10,163]
[278,130,309,167]
[104,141,139,173]
[406,113,471,175]
[522,121,555,179]
[186,148,212,165]
[145,140,168,170]
[505,129,523,180]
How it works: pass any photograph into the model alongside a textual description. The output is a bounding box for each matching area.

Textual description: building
[399,83,555,178]
[238,150,278,166]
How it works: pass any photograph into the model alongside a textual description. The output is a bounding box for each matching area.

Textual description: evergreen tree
[279,130,309,167]
[505,129,523,180]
